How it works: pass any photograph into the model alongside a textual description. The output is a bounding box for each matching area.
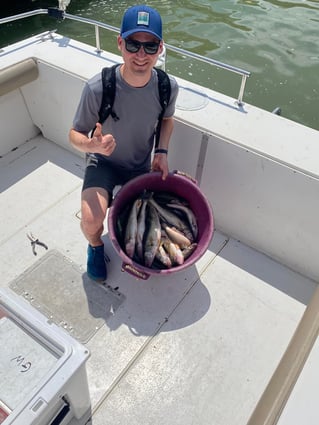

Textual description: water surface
[1,0,318,129]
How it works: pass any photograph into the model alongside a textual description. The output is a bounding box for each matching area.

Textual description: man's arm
[69,123,116,156]
[156,116,174,151]
[151,116,174,180]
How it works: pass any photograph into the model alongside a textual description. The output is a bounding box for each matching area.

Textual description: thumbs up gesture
[89,123,116,156]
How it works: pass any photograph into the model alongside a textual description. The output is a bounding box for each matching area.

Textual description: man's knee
[81,187,109,234]
[81,211,104,231]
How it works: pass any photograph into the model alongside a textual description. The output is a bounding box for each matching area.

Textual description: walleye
[166,202,198,239]
[155,241,173,268]
[182,242,198,260]
[161,233,184,265]
[161,223,192,249]
[153,192,187,206]
[136,198,148,261]
[124,198,142,258]
[144,204,161,267]
[148,197,194,242]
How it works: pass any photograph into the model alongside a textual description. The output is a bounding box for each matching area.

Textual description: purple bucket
[107,171,214,279]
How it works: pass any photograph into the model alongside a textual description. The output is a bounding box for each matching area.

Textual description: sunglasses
[124,39,160,55]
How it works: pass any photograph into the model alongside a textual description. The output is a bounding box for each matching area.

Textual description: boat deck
[1,135,317,424]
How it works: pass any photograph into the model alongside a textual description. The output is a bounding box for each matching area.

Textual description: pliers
[27,233,48,256]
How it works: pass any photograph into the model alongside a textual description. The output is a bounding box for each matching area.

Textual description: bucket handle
[121,262,150,280]
[173,169,197,185]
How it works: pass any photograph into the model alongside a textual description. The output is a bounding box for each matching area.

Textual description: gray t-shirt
[73,66,178,171]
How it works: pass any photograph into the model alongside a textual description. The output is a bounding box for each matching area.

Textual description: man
[69,5,178,282]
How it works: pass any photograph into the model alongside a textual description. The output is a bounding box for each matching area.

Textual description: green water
[1,0,318,130]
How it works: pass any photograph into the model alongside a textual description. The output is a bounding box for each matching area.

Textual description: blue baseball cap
[120,5,162,40]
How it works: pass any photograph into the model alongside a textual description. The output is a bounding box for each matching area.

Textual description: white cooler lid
[0,316,58,411]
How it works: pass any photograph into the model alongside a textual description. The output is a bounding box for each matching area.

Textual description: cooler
[0,288,91,425]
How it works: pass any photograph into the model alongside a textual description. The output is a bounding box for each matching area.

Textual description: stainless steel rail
[0,9,48,23]
[0,8,251,105]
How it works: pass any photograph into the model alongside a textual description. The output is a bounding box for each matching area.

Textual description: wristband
[154,148,168,154]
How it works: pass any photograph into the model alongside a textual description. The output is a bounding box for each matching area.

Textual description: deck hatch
[9,250,125,343]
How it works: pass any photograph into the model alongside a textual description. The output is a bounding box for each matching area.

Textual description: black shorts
[82,154,150,199]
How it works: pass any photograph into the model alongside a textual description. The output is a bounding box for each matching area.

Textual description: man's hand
[151,152,169,180]
[89,123,116,156]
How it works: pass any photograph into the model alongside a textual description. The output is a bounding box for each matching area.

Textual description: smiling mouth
[133,61,148,67]
[133,59,148,64]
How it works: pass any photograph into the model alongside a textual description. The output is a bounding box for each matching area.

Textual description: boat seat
[0,58,38,96]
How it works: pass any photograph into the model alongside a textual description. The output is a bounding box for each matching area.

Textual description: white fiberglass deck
[0,136,317,425]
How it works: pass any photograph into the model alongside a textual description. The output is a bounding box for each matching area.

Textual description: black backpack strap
[98,63,120,124]
[90,64,119,137]
[154,68,171,148]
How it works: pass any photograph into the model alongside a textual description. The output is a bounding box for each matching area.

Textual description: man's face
[118,32,163,75]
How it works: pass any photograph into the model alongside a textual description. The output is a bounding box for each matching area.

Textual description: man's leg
[81,187,110,281]
[81,186,109,246]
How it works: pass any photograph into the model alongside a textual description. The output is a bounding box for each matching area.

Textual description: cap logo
[137,11,149,26]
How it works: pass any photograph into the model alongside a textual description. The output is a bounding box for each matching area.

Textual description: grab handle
[173,169,197,185]
[121,263,150,280]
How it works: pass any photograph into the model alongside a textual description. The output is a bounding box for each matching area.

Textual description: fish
[166,202,198,239]
[124,198,142,258]
[116,202,133,245]
[144,204,161,267]
[182,243,198,260]
[155,241,173,268]
[161,233,184,265]
[148,197,194,242]
[136,198,148,261]
[161,223,192,249]
[153,191,187,206]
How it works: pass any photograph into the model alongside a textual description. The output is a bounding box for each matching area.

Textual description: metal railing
[0,8,251,105]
